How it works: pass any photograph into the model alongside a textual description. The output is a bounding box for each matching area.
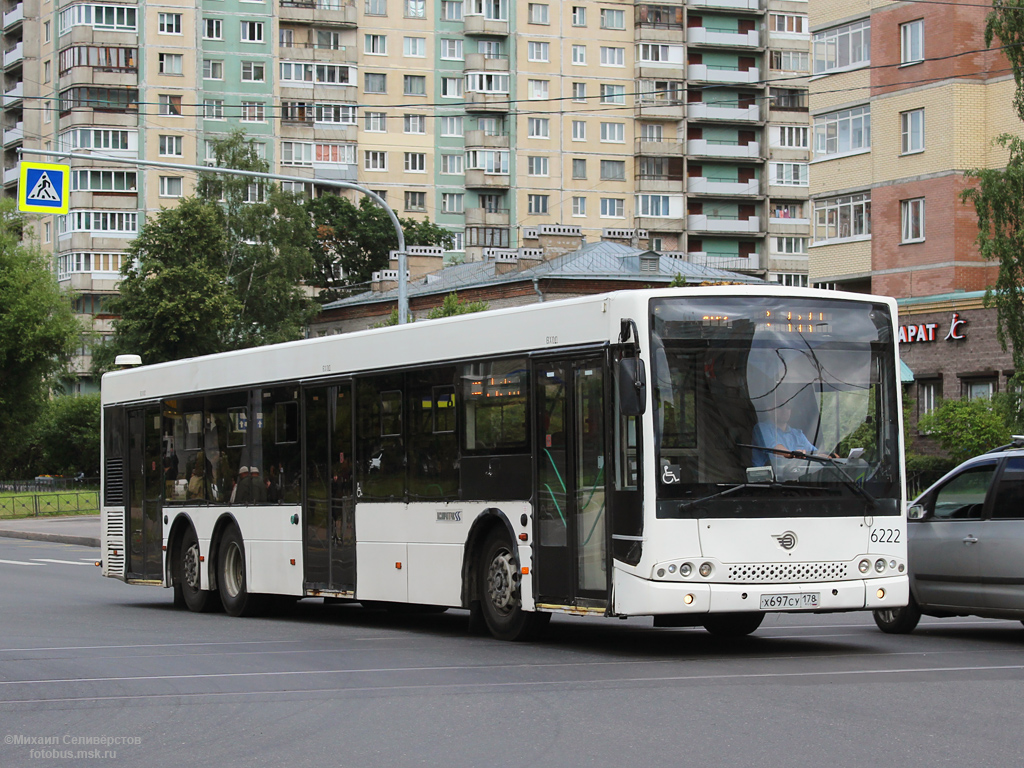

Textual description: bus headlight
[875,559,886,573]
[699,562,713,577]
[859,559,870,573]
[680,563,693,577]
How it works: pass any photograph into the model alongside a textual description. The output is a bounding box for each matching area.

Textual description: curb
[0,530,100,547]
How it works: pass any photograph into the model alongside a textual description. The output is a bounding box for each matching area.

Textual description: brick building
[806,0,1019,434]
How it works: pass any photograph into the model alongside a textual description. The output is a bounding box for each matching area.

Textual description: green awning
[900,359,915,383]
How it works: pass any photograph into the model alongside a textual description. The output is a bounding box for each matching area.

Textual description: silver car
[874,437,1024,633]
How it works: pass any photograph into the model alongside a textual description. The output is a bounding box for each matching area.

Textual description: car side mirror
[617,357,647,416]
[907,503,929,521]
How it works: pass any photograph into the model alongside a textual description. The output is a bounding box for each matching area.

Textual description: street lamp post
[18,147,412,324]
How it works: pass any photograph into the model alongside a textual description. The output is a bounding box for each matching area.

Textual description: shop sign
[898,312,967,344]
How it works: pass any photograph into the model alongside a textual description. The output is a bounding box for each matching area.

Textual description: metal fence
[0,477,98,493]
[0,490,100,518]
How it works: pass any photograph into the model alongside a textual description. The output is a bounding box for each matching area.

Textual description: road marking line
[0,559,43,566]
[29,559,94,566]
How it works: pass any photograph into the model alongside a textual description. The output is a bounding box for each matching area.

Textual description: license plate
[759,592,820,610]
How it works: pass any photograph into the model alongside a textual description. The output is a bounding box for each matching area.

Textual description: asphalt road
[2,537,1023,768]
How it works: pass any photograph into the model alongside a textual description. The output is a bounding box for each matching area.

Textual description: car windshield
[651,295,901,518]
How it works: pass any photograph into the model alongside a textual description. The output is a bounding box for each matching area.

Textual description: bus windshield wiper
[677,481,829,512]
[737,444,877,509]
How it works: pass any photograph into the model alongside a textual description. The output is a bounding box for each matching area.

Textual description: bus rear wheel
[703,612,764,637]
[174,526,216,613]
[218,526,263,617]
[478,530,548,641]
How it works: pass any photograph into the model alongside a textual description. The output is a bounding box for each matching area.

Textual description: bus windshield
[650,296,901,518]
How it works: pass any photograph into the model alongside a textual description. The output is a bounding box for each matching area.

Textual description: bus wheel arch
[168,514,217,612]
[215,518,265,617]
[461,508,517,611]
[208,513,242,597]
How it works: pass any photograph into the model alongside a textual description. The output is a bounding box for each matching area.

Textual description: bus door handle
[962,535,978,544]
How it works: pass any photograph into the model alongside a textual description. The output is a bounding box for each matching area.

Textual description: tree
[0,199,80,475]
[426,292,490,319]
[917,398,1011,464]
[307,195,453,301]
[30,393,101,477]
[960,3,1024,380]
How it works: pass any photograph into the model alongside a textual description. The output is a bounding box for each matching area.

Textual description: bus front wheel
[174,526,216,613]
[217,526,263,617]
[703,612,764,637]
[478,530,548,641]
[873,595,921,634]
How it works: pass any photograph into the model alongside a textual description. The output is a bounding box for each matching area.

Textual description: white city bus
[100,286,908,640]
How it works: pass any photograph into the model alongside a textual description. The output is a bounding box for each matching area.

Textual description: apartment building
[2,0,813,387]
[806,0,1019,430]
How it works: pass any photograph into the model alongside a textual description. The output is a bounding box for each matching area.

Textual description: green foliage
[30,393,100,476]
[425,293,489,319]
[917,398,1011,464]
[668,273,687,288]
[372,307,406,328]
[0,200,80,475]
[307,195,453,300]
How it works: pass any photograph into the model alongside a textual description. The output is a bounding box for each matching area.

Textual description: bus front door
[127,407,163,581]
[303,384,355,594]
[533,357,608,609]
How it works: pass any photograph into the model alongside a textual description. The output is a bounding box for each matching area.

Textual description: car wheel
[873,595,922,634]
[702,612,765,637]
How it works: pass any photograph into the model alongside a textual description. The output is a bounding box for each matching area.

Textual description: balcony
[768,216,811,235]
[636,216,685,231]
[2,120,22,145]
[464,15,508,36]
[687,176,760,196]
[636,177,684,193]
[688,64,760,84]
[687,27,760,48]
[278,0,357,27]
[313,163,357,182]
[3,165,18,184]
[464,170,510,189]
[634,138,684,157]
[687,251,759,271]
[688,0,762,12]
[2,81,22,106]
[687,102,760,122]
[635,100,685,121]
[464,53,509,72]
[635,25,684,44]
[464,92,510,112]
[3,41,23,68]
[466,207,510,226]
[3,3,23,29]
[465,129,509,149]
[687,139,760,159]
[687,214,761,233]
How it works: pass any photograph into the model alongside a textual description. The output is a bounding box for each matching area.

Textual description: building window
[365,34,387,54]
[364,73,387,93]
[441,116,463,136]
[241,102,265,122]
[600,8,625,29]
[527,156,549,176]
[158,53,182,75]
[241,61,265,82]
[901,108,925,154]
[404,75,426,95]
[441,193,464,213]
[773,237,808,254]
[527,194,549,214]
[204,18,223,39]
[441,154,464,174]
[405,191,426,211]
[404,36,426,56]
[770,50,810,72]
[572,45,586,65]
[528,41,549,62]
[405,0,425,17]
[404,152,426,172]
[281,141,313,165]
[442,1,463,20]
[316,144,356,164]
[204,100,224,119]
[771,162,809,186]
[572,120,586,140]
[901,19,924,64]
[572,158,586,179]
[203,59,224,80]
[158,13,182,34]
[528,3,548,24]
[770,13,807,34]
[448,231,465,252]
[316,30,341,50]
[71,169,138,192]
[572,196,586,216]
[528,117,549,138]
[814,106,870,157]
[965,379,995,400]
[813,19,870,74]
[901,198,925,243]
[159,176,183,197]
[366,0,386,15]
[601,160,626,181]
[441,77,464,98]
[601,46,625,66]
[528,79,549,100]
[467,73,509,93]
[774,273,809,288]
[572,6,586,26]
[770,88,807,111]
[600,198,625,218]
[814,193,871,242]
[600,122,624,143]
[158,135,183,156]
[572,82,586,102]
[364,151,387,170]
[918,380,940,418]
[600,84,626,104]
[637,43,672,63]
[441,39,463,60]
[404,114,426,134]
[240,21,264,43]
[158,94,182,116]
[637,194,670,216]
[364,111,386,132]
[775,125,809,148]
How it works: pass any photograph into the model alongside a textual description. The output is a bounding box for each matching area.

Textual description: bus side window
[204,392,249,503]
[255,387,302,505]
[357,374,405,501]
[407,368,458,500]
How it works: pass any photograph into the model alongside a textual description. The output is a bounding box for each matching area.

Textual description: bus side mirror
[617,358,647,416]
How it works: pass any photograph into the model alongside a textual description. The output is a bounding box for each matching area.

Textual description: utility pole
[18,147,413,324]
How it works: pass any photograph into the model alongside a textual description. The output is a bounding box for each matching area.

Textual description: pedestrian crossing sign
[19,162,70,214]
